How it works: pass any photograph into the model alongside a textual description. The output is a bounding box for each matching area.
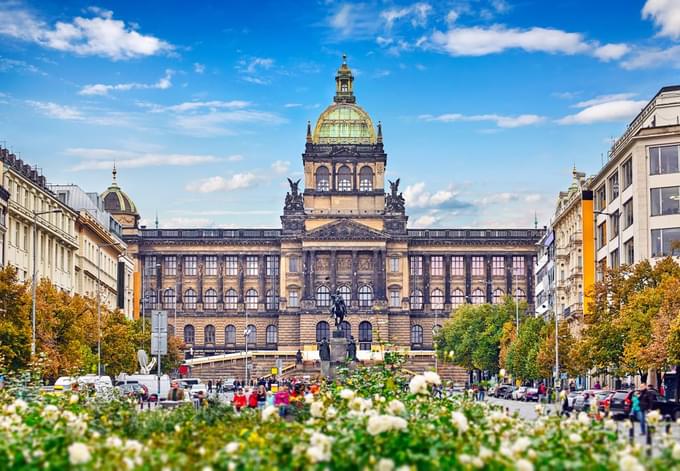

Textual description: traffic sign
[152,310,168,332]
[151,332,167,355]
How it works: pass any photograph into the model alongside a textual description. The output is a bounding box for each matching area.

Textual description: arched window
[266,325,278,345]
[451,288,465,308]
[338,285,351,303]
[340,321,351,340]
[358,285,373,307]
[431,288,444,310]
[359,321,373,350]
[316,321,330,342]
[515,288,526,301]
[410,289,423,310]
[204,288,217,310]
[316,285,331,307]
[359,166,373,191]
[266,289,279,310]
[246,324,257,345]
[184,288,197,310]
[183,324,195,344]
[493,288,505,304]
[411,324,423,347]
[337,165,352,191]
[472,288,485,305]
[245,289,258,309]
[225,289,238,310]
[204,324,215,344]
[145,289,157,309]
[225,325,236,345]
[316,166,330,191]
[163,288,175,309]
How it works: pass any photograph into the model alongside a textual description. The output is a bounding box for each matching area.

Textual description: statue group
[317,288,357,366]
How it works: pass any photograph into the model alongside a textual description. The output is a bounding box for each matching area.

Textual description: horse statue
[329,291,347,329]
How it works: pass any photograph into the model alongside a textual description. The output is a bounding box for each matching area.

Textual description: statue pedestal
[320,330,348,380]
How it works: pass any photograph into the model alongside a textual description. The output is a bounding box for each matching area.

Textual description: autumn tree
[503,316,545,382]
[536,319,579,379]
[0,266,31,370]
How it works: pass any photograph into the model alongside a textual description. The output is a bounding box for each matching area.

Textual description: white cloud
[643,0,680,39]
[160,217,214,228]
[26,100,83,120]
[65,147,223,170]
[572,93,637,108]
[412,211,441,227]
[284,103,303,108]
[193,62,205,74]
[227,154,244,162]
[0,6,172,60]
[173,110,286,137]
[271,160,290,174]
[186,173,260,193]
[621,45,680,69]
[524,194,543,203]
[236,57,274,84]
[419,112,544,128]
[79,69,173,96]
[141,100,251,113]
[558,99,647,125]
[476,192,520,205]
[328,3,378,39]
[0,57,42,74]
[593,43,630,61]
[381,3,432,30]
[403,182,472,210]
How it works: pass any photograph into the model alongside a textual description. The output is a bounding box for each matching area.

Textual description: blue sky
[1,1,680,229]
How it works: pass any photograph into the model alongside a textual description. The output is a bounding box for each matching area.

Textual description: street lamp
[244,325,252,386]
[594,210,621,268]
[96,242,124,376]
[31,208,62,356]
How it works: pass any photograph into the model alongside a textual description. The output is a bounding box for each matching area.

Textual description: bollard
[646,427,652,457]
[665,423,671,435]
[628,425,634,445]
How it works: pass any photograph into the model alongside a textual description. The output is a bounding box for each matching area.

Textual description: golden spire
[334,54,355,104]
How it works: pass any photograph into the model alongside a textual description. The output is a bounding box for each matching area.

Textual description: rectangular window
[610,248,620,269]
[597,222,607,249]
[164,256,176,276]
[471,256,484,277]
[205,256,217,276]
[651,186,680,216]
[246,256,258,276]
[622,157,633,189]
[451,256,464,276]
[430,256,443,276]
[651,227,680,257]
[288,256,300,273]
[410,256,423,276]
[610,211,620,240]
[596,185,607,210]
[184,256,197,276]
[390,256,399,273]
[14,222,19,247]
[623,198,634,229]
[23,224,28,251]
[389,289,401,307]
[288,289,299,308]
[608,172,619,201]
[492,256,505,276]
[145,256,156,276]
[512,256,525,276]
[625,238,634,265]
[225,256,238,276]
[266,256,279,276]
[650,145,680,175]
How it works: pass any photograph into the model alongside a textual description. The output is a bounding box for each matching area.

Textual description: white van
[117,374,171,400]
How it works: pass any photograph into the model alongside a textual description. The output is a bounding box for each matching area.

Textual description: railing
[140,228,283,239]
[608,95,657,159]
[9,200,78,247]
[406,229,544,240]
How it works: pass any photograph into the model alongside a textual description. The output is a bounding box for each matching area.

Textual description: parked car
[116,382,149,400]
[512,387,528,401]
[524,388,539,402]
[190,383,208,399]
[496,385,515,399]
[573,390,598,412]
[223,378,236,392]
[596,390,615,412]
[647,388,680,420]
[609,390,634,418]
[609,389,680,421]
[566,391,581,411]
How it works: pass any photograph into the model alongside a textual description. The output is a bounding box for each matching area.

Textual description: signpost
[151,310,168,397]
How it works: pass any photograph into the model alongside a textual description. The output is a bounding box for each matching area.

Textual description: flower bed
[1,362,679,470]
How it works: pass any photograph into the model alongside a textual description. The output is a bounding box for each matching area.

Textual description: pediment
[305,220,387,241]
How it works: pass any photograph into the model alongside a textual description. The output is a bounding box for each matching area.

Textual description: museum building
[105,57,543,358]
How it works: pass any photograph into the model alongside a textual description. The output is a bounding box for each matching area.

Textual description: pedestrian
[167,381,185,401]
[478,384,485,401]
[256,385,267,409]
[247,388,259,409]
[559,388,569,416]
[538,382,547,403]
[594,380,601,390]
[208,380,213,394]
[233,388,247,411]
[630,390,641,431]
[638,384,652,435]
[274,385,291,417]
[296,349,303,365]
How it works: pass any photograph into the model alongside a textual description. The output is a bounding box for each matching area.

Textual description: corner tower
[101,166,140,233]
[301,55,388,232]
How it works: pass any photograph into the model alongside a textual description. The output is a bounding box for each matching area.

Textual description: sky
[1,0,680,229]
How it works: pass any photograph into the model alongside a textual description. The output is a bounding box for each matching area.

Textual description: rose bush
[0,360,678,470]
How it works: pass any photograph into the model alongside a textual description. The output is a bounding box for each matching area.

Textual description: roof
[100,167,138,215]
[312,103,376,145]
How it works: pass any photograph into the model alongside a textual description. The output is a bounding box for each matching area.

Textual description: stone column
[177,255,183,304]
[506,255,513,295]
[309,250,316,299]
[486,255,493,304]
[372,250,379,294]
[377,250,386,299]
[444,255,451,305]
[258,254,266,305]
[330,250,337,292]
[464,255,472,303]
[237,254,244,303]
[423,255,430,305]
[197,255,203,303]
[217,255,224,304]
[351,250,358,301]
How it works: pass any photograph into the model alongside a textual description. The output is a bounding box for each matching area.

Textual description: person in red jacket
[247,388,258,408]
[232,388,247,411]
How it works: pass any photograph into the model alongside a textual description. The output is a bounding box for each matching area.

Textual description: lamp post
[31,208,62,356]
[594,210,621,268]
[96,242,123,376]
[244,325,252,386]
[554,309,560,391]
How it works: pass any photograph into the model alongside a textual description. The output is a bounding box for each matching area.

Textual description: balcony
[555,245,569,260]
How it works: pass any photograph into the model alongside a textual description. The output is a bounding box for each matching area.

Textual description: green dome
[100,167,138,215]
[313,103,376,145]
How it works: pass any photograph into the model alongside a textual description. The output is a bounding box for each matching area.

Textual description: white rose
[423,371,441,385]
[376,458,395,471]
[578,412,590,425]
[13,399,28,411]
[41,404,59,421]
[516,459,534,471]
[262,405,279,421]
[387,399,406,416]
[310,401,325,418]
[512,437,531,455]
[225,441,240,455]
[409,375,428,395]
[672,442,680,460]
[479,447,492,460]
[569,433,581,443]
[325,406,337,419]
[647,409,661,425]
[68,442,91,465]
[451,411,469,433]
[339,389,355,400]
[619,454,644,471]
[105,436,123,448]
[69,394,79,404]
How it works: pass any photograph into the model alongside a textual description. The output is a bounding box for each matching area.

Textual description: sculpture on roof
[386,178,405,213]
[284,178,304,212]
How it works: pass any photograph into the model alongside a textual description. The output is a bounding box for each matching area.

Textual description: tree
[504,316,545,382]
[0,266,31,371]
[536,319,579,380]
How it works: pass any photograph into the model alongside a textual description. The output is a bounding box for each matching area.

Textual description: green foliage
[503,316,546,382]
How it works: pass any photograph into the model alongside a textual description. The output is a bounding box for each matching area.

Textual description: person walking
[247,388,259,409]
[638,384,652,435]
[233,388,247,411]
[538,382,547,403]
[593,380,601,390]
[256,385,267,409]
[208,380,213,394]
[167,381,185,401]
